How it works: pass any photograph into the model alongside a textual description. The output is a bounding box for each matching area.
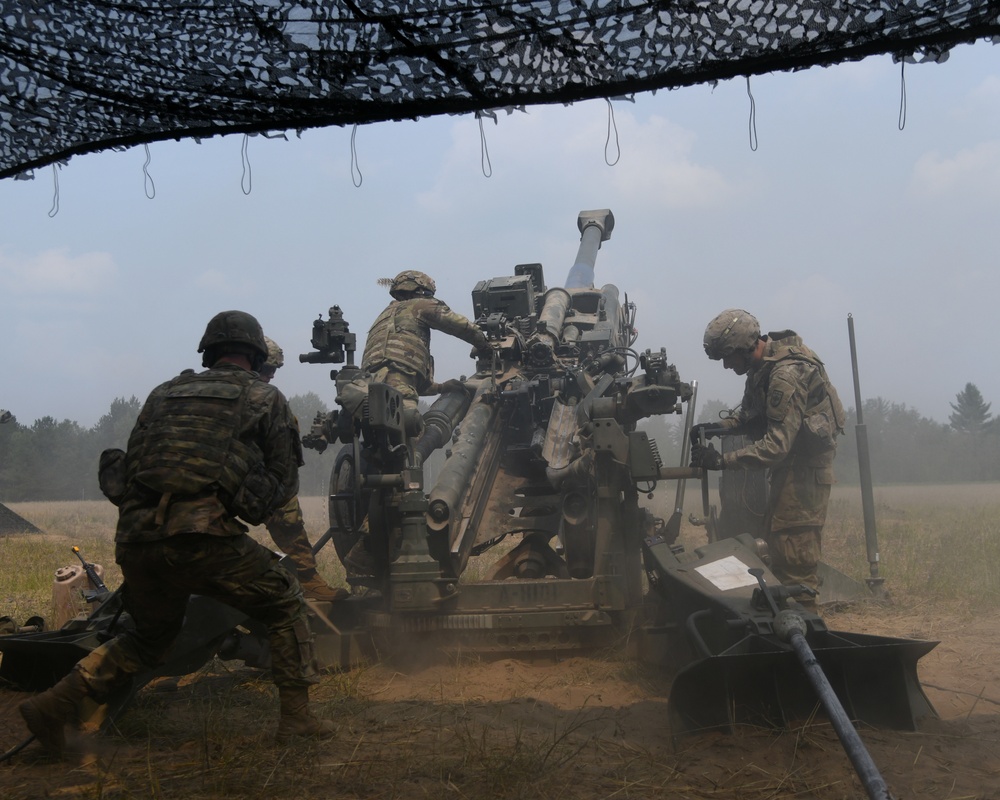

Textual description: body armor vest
[362,299,432,379]
[756,333,847,448]
[127,369,264,508]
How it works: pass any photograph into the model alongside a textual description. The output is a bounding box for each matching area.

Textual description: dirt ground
[1,599,998,799]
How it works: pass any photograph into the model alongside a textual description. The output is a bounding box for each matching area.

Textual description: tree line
[0,392,336,504]
[641,382,1000,485]
[1,384,998,504]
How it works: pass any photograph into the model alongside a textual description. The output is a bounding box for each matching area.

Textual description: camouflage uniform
[717,331,846,597]
[264,495,347,601]
[361,295,488,413]
[76,362,318,696]
[259,336,346,602]
[20,313,335,754]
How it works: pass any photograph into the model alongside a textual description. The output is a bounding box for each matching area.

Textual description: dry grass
[2,486,999,799]
[822,484,1000,610]
[3,482,999,631]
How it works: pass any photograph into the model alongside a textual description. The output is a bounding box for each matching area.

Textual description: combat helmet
[389,270,436,299]
[198,310,268,368]
[703,309,760,360]
[263,336,284,370]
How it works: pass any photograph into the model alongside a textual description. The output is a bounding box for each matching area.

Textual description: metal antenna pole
[848,314,885,594]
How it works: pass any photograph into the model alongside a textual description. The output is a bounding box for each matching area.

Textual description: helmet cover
[703,309,760,360]
[263,336,284,370]
[389,270,436,299]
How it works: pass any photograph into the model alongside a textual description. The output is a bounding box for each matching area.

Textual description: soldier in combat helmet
[341,271,490,576]
[19,311,335,757]
[692,309,846,609]
[259,336,348,603]
[361,270,491,431]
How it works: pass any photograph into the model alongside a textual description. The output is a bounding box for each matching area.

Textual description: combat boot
[298,571,349,603]
[19,668,91,757]
[275,686,336,743]
[344,539,377,577]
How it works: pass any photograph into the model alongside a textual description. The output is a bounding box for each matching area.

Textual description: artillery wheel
[328,443,368,562]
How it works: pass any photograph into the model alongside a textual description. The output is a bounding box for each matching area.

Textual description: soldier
[19,311,335,757]
[692,309,845,608]
[259,336,347,603]
[361,270,490,432]
[341,271,488,576]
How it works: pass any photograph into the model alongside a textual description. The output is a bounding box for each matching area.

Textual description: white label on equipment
[694,555,758,591]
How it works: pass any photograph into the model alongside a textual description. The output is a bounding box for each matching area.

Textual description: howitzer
[300,208,692,653]
[292,209,936,783]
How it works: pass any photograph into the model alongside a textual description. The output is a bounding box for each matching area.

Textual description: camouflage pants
[764,461,831,602]
[265,496,319,578]
[75,533,317,698]
[766,526,822,599]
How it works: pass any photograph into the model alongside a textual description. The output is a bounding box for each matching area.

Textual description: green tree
[948,383,993,434]
[91,396,142,451]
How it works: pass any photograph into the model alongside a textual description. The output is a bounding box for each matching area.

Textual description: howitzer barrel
[564,209,614,289]
[414,389,473,464]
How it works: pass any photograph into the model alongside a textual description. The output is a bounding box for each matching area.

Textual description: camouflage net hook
[240,134,252,195]
[604,98,621,167]
[143,144,156,200]
[351,124,363,188]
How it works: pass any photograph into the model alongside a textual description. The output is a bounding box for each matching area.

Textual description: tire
[328,443,368,562]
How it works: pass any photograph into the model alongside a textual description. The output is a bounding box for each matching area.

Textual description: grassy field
[2,486,999,799]
[3,482,999,626]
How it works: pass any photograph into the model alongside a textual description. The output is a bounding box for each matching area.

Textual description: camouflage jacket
[116,364,301,542]
[361,296,488,390]
[719,330,846,471]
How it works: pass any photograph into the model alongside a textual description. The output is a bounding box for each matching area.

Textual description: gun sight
[300,306,356,368]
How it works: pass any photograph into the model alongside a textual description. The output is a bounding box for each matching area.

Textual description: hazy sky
[2,42,999,430]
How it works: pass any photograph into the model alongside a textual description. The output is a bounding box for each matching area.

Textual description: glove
[438,378,467,394]
[690,422,725,446]
[690,442,724,470]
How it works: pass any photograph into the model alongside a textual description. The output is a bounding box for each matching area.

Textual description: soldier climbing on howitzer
[691,309,846,610]
[19,310,336,758]
[326,270,493,577]
[259,336,349,603]
[358,270,491,431]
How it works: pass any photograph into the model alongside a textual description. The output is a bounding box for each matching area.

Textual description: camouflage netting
[2,1,999,179]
